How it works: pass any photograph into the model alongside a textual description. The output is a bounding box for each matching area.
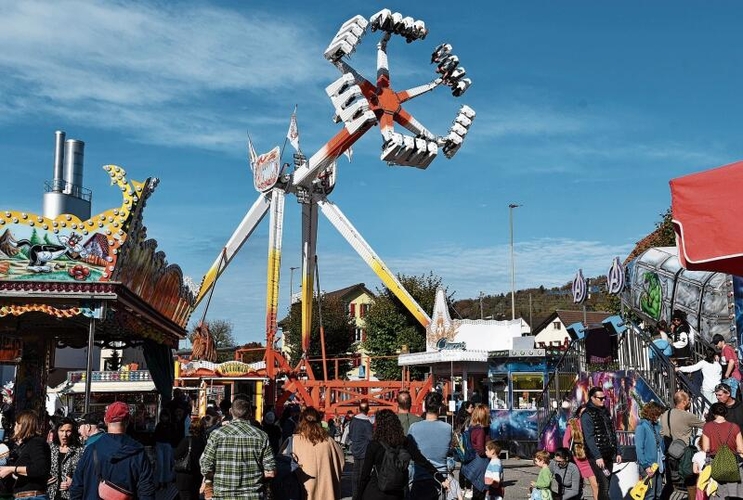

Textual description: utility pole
[289,266,299,306]
[479,291,484,319]
[509,203,521,320]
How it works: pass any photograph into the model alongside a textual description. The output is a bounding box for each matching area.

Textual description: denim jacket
[635,418,664,470]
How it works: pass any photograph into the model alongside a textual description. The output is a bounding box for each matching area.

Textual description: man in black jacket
[580,387,622,500]
[348,400,373,500]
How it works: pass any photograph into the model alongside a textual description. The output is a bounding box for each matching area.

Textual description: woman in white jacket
[675,348,721,404]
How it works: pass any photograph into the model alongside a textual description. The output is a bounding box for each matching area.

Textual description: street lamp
[508,203,521,320]
[289,266,300,306]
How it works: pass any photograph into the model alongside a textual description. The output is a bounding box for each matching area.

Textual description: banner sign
[253,147,282,192]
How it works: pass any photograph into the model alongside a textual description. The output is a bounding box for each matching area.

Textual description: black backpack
[374,442,412,493]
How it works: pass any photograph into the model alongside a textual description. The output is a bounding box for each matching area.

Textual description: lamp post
[289,266,299,306]
[508,203,521,320]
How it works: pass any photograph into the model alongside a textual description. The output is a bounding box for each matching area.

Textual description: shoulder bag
[94,449,134,500]
[665,410,688,460]
[174,437,192,473]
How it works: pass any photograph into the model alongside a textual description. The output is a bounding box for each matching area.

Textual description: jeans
[589,459,612,500]
[639,465,662,500]
[352,457,364,500]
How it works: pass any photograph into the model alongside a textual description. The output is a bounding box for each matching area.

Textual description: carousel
[0,132,193,414]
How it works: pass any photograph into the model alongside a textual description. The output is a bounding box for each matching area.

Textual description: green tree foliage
[188,319,237,363]
[237,341,265,364]
[654,207,676,246]
[284,295,355,380]
[363,273,449,380]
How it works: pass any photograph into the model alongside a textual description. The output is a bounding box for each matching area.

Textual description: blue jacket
[635,418,664,470]
[69,432,156,500]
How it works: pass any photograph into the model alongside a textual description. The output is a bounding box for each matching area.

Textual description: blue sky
[1,1,742,345]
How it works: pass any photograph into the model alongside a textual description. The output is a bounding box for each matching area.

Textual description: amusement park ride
[194,8,476,414]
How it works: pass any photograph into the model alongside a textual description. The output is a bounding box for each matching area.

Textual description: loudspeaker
[566,322,586,340]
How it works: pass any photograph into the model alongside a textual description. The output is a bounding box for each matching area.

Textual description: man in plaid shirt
[200,398,276,499]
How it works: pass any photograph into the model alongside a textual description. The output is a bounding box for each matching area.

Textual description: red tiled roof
[532,309,613,334]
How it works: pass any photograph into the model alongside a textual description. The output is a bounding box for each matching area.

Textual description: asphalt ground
[340,455,598,500]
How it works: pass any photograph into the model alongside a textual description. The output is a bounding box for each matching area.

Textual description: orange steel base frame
[238,346,436,416]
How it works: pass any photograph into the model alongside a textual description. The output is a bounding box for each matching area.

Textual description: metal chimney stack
[62,139,85,197]
[43,130,92,220]
[52,130,65,192]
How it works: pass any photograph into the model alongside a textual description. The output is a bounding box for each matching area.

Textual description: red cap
[105,402,130,423]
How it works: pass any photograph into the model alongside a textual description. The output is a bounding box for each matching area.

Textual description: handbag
[174,437,192,473]
[710,426,740,483]
[98,480,135,500]
[94,449,134,500]
[568,418,587,460]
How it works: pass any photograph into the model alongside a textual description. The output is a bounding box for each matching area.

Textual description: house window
[360,303,370,318]
[354,328,364,343]
[553,322,561,330]
[349,303,356,317]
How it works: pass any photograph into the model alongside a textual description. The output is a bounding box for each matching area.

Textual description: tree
[363,273,450,380]
[188,319,236,363]
[237,341,265,364]
[283,295,355,379]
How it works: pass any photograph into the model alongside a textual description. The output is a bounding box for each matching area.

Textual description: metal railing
[619,319,709,417]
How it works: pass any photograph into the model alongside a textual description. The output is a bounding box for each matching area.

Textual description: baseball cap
[78,412,104,427]
[263,411,276,425]
[105,402,130,423]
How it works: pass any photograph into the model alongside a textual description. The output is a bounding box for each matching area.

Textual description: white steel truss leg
[317,198,431,328]
[195,193,272,306]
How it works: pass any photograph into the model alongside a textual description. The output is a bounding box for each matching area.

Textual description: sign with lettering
[436,338,466,351]
[606,257,625,295]
[253,147,282,192]
[572,269,587,304]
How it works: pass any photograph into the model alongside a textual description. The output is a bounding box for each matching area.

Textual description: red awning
[670,159,743,275]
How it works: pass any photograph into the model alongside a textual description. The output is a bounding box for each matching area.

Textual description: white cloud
[0,1,327,149]
[198,235,635,344]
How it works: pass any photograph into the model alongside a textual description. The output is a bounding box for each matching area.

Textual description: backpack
[374,442,412,493]
[677,446,695,479]
[453,427,477,464]
[710,426,740,483]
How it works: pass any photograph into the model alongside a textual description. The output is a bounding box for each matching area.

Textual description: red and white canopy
[671,159,743,275]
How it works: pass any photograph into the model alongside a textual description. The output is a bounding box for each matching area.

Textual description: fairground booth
[0,132,192,418]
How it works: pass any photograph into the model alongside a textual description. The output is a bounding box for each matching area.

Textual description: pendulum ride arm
[317,198,431,328]
[195,193,272,307]
[264,188,293,378]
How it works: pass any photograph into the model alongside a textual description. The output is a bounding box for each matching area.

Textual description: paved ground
[340,456,597,499]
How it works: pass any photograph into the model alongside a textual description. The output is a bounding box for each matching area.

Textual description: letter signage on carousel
[253,146,282,192]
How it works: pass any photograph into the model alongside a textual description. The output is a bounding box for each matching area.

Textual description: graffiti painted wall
[625,247,735,343]
[538,370,660,452]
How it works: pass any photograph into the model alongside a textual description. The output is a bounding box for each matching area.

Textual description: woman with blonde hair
[562,405,598,500]
[461,404,491,500]
[291,406,344,499]
[0,410,51,500]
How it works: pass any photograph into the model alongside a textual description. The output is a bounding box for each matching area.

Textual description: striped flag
[247,133,258,169]
[287,106,300,152]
